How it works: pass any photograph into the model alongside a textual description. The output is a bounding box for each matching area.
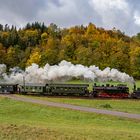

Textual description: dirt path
[1,94,140,120]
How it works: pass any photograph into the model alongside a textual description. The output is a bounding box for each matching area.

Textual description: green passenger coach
[0,83,18,94]
[46,83,89,96]
[19,83,46,94]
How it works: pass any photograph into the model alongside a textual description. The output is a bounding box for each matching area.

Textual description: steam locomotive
[0,82,140,99]
[92,83,129,98]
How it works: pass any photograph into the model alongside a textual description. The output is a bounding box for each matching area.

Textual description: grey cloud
[0,0,140,35]
[0,0,44,19]
[37,0,95,26]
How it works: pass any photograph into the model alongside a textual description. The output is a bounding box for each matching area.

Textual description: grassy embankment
[0,97,140,140]
[23,95,140,114]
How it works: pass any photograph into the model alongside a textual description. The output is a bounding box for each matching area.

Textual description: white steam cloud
[0,64,6,76]
[0,60,134,84]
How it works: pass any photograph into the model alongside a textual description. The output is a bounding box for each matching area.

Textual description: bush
[99,104,112,109]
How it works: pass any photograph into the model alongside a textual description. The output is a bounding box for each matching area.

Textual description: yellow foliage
[130,47,140,65]
[26,48,41,66]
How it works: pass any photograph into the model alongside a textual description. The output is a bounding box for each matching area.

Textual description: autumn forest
[0,22,140,78]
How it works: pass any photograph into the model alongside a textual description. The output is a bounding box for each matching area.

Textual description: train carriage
[19,83,46,94]
[0,83,18,94]
[46,83,89,96]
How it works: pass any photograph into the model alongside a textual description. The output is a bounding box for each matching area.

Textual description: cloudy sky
[0,0,140,35]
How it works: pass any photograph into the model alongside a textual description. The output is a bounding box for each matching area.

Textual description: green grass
[20,95,140,114]
[0,97,140,140]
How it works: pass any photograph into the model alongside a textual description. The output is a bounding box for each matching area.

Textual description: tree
[41,32,48,46]
[130,46,140,78]
[25,29,39,46]
[40,37,60,65]
[6,46,19,68]
[0,43,6,63]
[0,31,9,48]
[86,23,96,35]
[26,47,41,66]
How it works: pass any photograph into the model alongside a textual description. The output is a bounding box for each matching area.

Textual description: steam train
[0,82,140,99]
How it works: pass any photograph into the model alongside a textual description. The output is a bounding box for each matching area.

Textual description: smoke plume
[0,60,134,84]
[0,64,6,76]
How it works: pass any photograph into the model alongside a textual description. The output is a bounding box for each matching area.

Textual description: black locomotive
[92,83,129,98]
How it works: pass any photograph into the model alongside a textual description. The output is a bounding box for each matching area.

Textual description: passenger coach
[0,83,18,94]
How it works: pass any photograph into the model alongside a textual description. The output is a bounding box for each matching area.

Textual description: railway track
[22,94,138,100]
[0,94,140,120]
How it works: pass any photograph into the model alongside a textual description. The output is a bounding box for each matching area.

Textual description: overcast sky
[0,0,140,36]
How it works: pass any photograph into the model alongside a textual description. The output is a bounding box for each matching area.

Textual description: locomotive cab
[131,86,140,99]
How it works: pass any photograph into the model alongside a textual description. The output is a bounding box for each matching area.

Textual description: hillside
[0,22,140,78]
